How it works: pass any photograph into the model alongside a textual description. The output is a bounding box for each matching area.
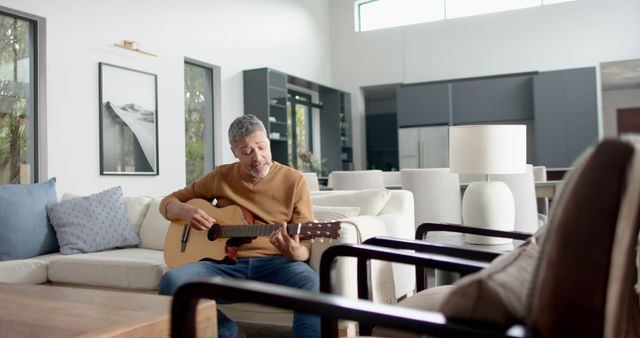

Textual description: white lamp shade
[449,125,527,175]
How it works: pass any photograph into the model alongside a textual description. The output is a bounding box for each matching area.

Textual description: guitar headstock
[297,221,341,240]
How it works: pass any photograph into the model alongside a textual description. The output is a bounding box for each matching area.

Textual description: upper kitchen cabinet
[397,83,450,127]
[452,74,534,124]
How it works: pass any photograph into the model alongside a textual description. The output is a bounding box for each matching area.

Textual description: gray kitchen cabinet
[397,83,450,127]
[533,67,598,167]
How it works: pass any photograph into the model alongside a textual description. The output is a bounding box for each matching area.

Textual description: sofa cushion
[0,177,59,261]
[312,206,360,221]
[47,248,167,290]
[47,186,140,254]
[62,193,151,233]
[138,197,171,250]
[311,189,391,216]
[0,258,49,284]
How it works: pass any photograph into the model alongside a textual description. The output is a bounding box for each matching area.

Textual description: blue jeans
[159,256,320,338]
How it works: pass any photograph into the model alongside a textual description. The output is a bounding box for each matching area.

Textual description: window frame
[0,5,46,183]
[183,58,220,184]
[354,0,577,32]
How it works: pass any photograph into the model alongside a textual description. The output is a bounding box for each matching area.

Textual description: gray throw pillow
[47,186,140,254]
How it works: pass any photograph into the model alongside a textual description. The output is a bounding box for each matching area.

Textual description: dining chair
[301,171,320,191]
[328,170,385,190]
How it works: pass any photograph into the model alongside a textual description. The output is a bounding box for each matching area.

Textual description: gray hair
[228,114,267,146]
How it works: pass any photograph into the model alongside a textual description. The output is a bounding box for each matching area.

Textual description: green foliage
[298,151,327,176]
[0,15,29,183]
[184,63,207,184]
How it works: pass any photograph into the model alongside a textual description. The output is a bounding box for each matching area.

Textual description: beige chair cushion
[311,189,391,216]
[312,206,360,221]
[372,285,455,338]
[439,232,543,324]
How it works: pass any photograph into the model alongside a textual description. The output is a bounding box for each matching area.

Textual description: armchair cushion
[373,285,455,338]
[439,231,544,325]
[311,189,390,216]
[312,206,360,221]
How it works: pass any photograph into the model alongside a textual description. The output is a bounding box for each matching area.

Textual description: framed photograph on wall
[99,62,158,175]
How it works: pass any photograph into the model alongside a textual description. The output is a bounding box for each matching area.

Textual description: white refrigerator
[398,126,449,169]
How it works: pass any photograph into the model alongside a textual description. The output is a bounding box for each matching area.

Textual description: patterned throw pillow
[47,186,140,254]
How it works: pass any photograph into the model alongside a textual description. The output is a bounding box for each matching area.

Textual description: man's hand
[269,223,311,261]
[165,200,215,231]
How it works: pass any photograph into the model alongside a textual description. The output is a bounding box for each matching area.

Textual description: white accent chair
[400,168,462,234]
[328,170,385,190]
[301,172,320,191]
[382,171,401,188]
[401,168,463,286]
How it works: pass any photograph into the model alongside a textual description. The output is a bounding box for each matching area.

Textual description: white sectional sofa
[0,187,415,331]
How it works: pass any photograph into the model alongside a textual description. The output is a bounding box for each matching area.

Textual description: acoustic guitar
[163,198,341,268]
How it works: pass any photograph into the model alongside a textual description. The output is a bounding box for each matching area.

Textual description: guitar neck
[217,223,304,238]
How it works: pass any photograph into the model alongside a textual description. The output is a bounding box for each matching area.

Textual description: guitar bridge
[180,225,191,253]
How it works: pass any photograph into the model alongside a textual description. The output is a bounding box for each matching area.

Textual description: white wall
[1,0,332,196]
[602,88,640,137]
[329,0,640,169]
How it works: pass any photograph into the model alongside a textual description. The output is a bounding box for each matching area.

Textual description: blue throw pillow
[0,177,60,261]
[47,186,140,254]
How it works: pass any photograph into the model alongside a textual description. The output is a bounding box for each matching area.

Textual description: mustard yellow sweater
[160,161,312,258]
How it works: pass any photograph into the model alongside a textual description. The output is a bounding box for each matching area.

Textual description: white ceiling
[600,58,640,91]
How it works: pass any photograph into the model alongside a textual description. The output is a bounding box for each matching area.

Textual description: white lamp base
[462,181,515,245]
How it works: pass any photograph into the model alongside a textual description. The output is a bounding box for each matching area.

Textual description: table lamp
[449,125,526,244]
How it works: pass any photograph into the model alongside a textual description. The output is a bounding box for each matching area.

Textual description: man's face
[231,130,273,178]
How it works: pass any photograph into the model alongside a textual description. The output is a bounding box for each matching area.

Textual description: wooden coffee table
[0,283,216,337]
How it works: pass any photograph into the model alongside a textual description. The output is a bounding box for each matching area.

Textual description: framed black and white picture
[99,62,158,175]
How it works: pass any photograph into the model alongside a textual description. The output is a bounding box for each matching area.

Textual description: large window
[0,8,43,184]
[355,0,576,31]
[184,59,217,185]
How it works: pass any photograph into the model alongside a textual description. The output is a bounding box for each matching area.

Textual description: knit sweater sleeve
[291,175,313,224]
[158,170,218,220]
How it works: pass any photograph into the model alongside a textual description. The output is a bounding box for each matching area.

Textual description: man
[158,114,319,338]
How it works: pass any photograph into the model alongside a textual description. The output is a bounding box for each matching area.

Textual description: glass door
[287,90,312,169]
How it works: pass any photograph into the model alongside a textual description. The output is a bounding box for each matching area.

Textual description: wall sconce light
[114,40,157,57]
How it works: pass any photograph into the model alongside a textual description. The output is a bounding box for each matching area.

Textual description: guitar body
[163,198,341,269]
[164,199,254,268]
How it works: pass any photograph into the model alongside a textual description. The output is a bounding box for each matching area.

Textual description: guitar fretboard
[207,222,340,240]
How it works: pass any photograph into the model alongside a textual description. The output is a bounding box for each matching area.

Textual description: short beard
[249,160,272,178]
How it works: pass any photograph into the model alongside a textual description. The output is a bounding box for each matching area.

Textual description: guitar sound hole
[207,224,221,241]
